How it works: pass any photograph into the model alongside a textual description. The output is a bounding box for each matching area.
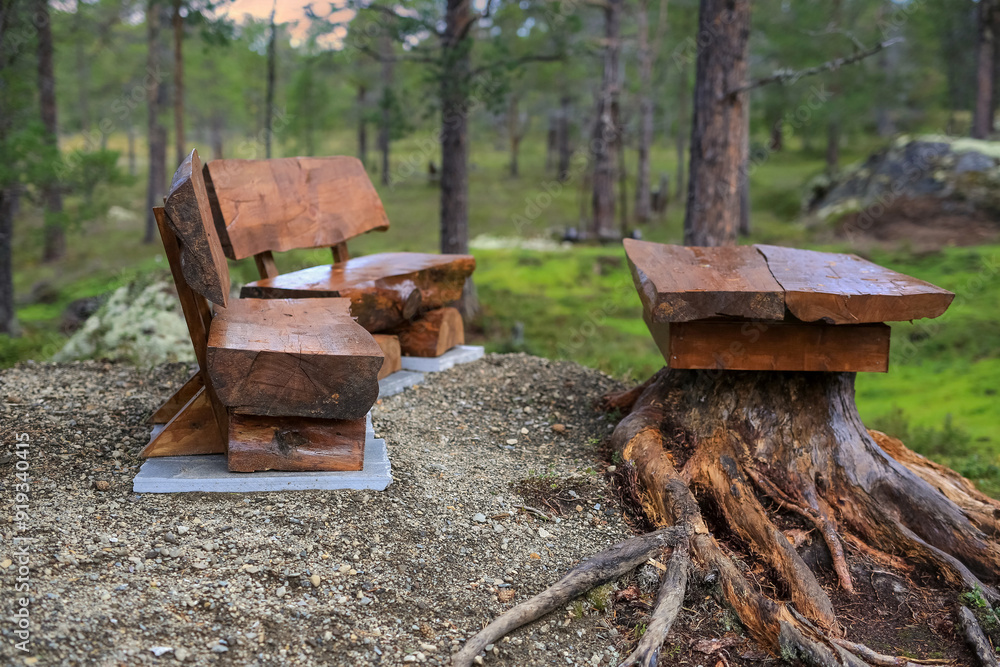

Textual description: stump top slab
[625,239,954,324]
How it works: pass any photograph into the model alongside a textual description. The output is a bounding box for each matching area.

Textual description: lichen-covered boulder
[54,281,194,368]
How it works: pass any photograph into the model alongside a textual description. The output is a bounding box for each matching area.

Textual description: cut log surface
[394,307,464,358]
[241,252,476,332]
[207,298,382,420]
[755,244,954,324]
[373,334,402,380]
[204,156,390,260]
[623,238,785,323]
[164,149,231,307]
[227,413,365,472]
[141,387,225,457]
[657,320,891,373]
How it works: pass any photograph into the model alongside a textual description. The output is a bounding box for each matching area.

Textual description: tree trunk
[545,112,557,173]
[634,0,653,224]
[975,0,998,139]
[172,0,185,165]
[36,0,65,262]
[591,0,622,241]
[144,0,166,244]
[739,97,750,237]
[826,119,840,171]
[357,84,368,169]
[769,117,783,151]
[557,95,571,182]
[674,59,687,205]
[683,0,749,247]
[0,187,16,336]
[508,94,520,178]
[379,29,394,186]
[440,0,471,256]
[210,114,224,159]
[127,122,137,176]
[264,8,276,158]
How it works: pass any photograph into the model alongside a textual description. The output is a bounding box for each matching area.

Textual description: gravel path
[0,354,637,666]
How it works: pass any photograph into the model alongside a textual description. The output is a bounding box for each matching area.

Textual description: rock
[551,424,566,433]
[0,559,12,569]
[163,532,179,545]
[275,586,286,597]
[210,643,228,653]
[419,643,437,653]
[93,480,110,492]
[310,574,321,587]
[505,439,517,445]
[176,525,189,535]
[174,647,189,662]
[149,646,173,657]
[472,513,487,523]
[537,528,552,539]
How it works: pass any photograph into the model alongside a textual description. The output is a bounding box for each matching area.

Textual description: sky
[218,0,354,47]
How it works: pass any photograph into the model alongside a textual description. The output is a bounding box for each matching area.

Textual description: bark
[545,112,557,173]
[634,0,653,224]
[439,0,471,255]
[357,84,368,168]
[127,121,137,176]
[557,95,572,182]
[172,0,185,165]
[769,116,783,151]
[683,0,749,247]
[974,0,998,139]
[826,119,840,171]
[591,0,622,240]
[144,0,166,244]
[507,94,524,178]
[739,98,750,236]
[674,59,687,203]
[210,113,223,159]
[0,187,16,336]
[379,29,394,185]
[264,8,276,158]
[36,0,65,262]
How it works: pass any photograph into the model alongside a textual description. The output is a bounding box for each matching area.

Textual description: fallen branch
[957,605,1000,667]
[618,541,689,667]
[514,504,552,521]
[451,525,689,667]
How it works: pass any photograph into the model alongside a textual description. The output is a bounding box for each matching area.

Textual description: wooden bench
[143,150,384,473]
[624,239,954,372]
[201,156,476,362]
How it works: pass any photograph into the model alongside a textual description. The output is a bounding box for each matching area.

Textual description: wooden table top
[624,239,954,324]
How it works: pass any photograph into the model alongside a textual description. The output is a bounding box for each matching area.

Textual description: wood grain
[206,298,383,420]
[227,413,365,472]
[163,149,231,306]
[755,244,954,324]
[203,156,390,260]
[393,307,465,357]
[241,252,475,332]
[141,387,226,457]
[373,334,402,380]
[648,319,891,372]
[150,370,203,425]
[624,239,785,323]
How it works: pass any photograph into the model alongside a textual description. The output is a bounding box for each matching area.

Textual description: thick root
[956,605,1000,667]
[617,542,689,667]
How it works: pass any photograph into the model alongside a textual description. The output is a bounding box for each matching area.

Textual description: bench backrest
[164,149,231,307]
[203,156,391,262]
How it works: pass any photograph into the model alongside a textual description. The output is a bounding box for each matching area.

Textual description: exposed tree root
[457,369,1000,665]
[451,526,689,667]
[956,605,1000,667]
[618,542,689,667]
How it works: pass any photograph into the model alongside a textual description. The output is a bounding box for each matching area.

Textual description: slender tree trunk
[36,0,65,262]
[557,95,571,182]
[440,0,471,256]
[264,7,276,158]
[591,0,622,240]
[739,98,750,237]
[0,187,16,336]
[74,10,91,135]
[545,112,557,173]
[210,114,223,159]
[144,0,166,244]
[634,0,654,224]
[674,59,687,203]
[683,0,749,247]
[974,0,997,139]
[127,121,137,176]
[172,0,185,165]
[379,30,394,186]
[826,119,840,171]
[508,94,520,178]
[769,116,783,151]
[357,84,368,168]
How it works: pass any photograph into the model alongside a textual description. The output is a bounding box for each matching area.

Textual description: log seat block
[227,413,366,473]
[393,307,465,358]
[240,252,476,332]
[207,297,383,420]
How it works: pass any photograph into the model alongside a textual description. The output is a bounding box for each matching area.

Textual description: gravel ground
[0,354,638,667]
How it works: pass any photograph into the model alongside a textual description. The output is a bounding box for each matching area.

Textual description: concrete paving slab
[400,345,484,373]
[378,370,424,398]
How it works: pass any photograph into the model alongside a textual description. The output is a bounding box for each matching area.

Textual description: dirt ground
[0,354,986,666]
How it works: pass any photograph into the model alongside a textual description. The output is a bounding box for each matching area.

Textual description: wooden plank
[163,149,231,307]
[203,156,390,260]
[755,244,954,324]
[649,319,891,373]
[206,298,383,420]
[150,370,203,425]
[241,252,475,332]
[332,242,350,263]
[373,334,402,380]
[624,239,785,323]
[393,307,465,357]
[141,387,226,457]
[227,413,365,472]
[253,251,278,279]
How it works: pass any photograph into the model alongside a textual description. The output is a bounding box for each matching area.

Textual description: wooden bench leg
[149,371,204,425]
[141,387,226,457]
[227,413,366,473]
[393,307,464,358]
[373,334,402,380]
